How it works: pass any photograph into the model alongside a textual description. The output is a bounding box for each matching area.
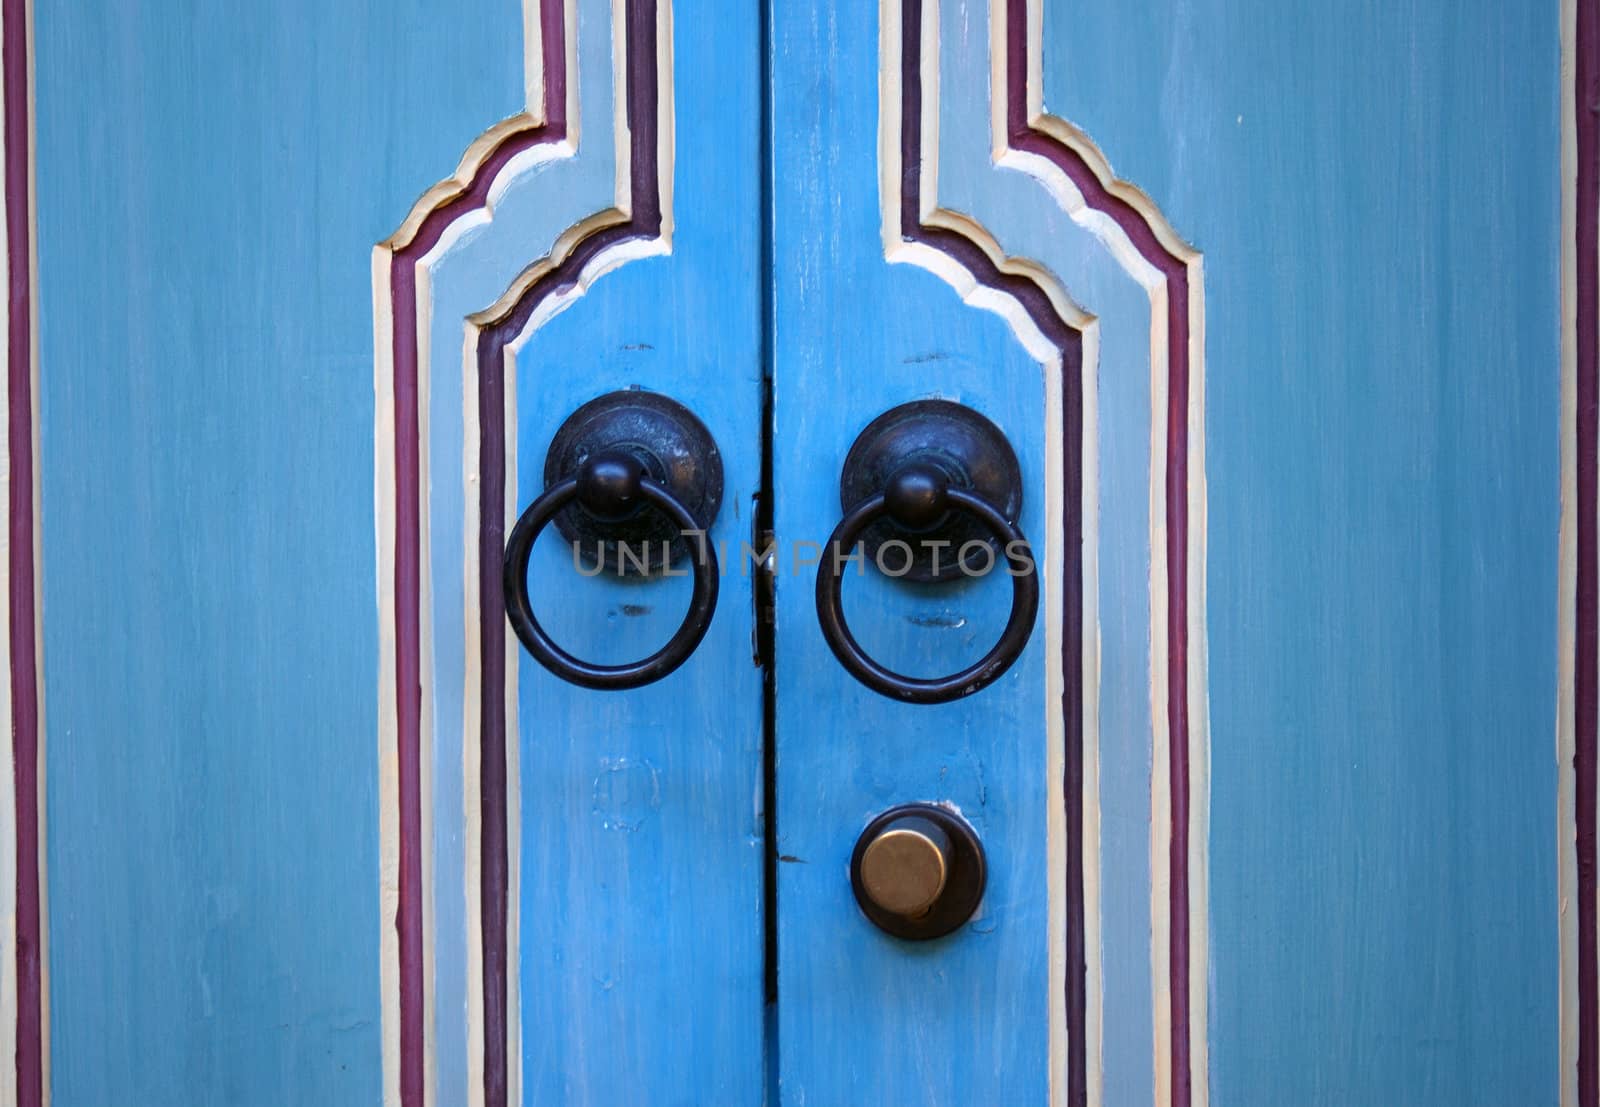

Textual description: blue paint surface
[26,0,1566,1101]
[504,4,767,1100]
[1043,1,1562,1102]
[770,2,1052,1101]
[34,1,523,1102]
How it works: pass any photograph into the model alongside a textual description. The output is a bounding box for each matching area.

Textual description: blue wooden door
[5,0,1590,1104]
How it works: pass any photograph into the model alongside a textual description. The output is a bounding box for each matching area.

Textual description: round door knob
[850,803,986,940]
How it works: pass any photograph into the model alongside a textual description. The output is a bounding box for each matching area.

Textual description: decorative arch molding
[373,0,671,1104]
[883,0,1208,1103]
[371,0,572,1100]
[383,0,1199,1104]
[462,1,672,1103]
[987,3,1211,1106]
[879,1,1094,1104]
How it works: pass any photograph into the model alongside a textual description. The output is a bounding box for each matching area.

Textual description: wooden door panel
[382,0,766,1103]
[29,3,528,1104]
[771,0,1094,1101]
[1031,0,1563,1101]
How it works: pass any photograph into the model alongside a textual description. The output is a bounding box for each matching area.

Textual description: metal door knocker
[816,400,1039,704]
[502,390,723,690]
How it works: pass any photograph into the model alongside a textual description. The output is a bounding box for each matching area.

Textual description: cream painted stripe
[459,322,485,1107]
[372,245,402,1107]
[1184,261,1210,1107]
[1079,325,1104,1107]
[1559,0,1580,1103]
[0,0,18,1095]
[17,0,42,1099]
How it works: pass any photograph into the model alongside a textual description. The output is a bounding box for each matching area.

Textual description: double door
[20,0,1569,1104]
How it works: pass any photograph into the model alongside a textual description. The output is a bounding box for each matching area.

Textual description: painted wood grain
[1043,0,1562,1102]
[771,0,1072,1099]
[33,2,526,1103]
[935,0,1213,1100]
[13,0,1576,1103]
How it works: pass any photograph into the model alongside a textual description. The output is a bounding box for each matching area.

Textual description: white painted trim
[1558,0,1581,1103]
[458,320,484,1107]
[1183,259,1210,1107]
[25,2,43,1096]
[371,242,401,1107]
[0,6,19,1097]
[1078,322,1103,1107]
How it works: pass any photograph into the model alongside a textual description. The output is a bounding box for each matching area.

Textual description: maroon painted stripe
[999,2,1195,1103]
[386,3,569,1103]
[1576,0,1598,1100]
[2,0,39,1102]
[474,3,661,1104]
[897,3,1088,1102]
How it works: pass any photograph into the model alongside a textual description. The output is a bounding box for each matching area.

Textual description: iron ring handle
[502,452,719,690]
[815,467,1040,704]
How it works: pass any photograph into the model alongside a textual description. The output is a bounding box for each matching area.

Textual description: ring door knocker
[503,390,724,690]
[816,400,1040,704]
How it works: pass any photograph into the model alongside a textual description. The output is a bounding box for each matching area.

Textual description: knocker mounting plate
[545,389,724,576]
[838,399,1022,583]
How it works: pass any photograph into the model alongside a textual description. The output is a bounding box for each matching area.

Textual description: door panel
[498,11,765,1098]
[385,0,766,1103]
[33,4,526,1104]
[1031,1,1562,1101]
[770,0,1206,1100]
[769,0,1071,1101]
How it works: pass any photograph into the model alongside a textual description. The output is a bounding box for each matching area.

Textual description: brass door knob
[857,815,950,917]
[850,803,986,940]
